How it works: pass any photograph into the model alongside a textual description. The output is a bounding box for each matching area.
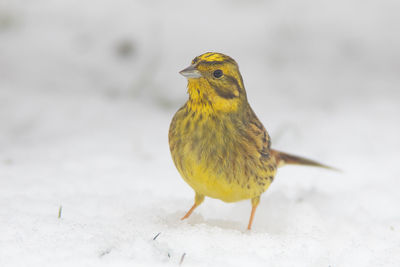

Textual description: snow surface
[1,0,400,266]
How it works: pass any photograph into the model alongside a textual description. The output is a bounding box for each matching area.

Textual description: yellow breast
[169,105,276,203]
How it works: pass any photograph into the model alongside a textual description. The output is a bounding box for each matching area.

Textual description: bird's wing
[243,107,272,159]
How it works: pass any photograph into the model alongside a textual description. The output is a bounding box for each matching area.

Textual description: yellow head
[180,52,247,113]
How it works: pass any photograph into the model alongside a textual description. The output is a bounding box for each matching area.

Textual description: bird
[168,52,334,230]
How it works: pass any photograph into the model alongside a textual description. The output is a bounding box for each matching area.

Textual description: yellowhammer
[169,52,333,230]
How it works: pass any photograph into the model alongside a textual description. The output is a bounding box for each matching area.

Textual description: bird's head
[180,52,247,113]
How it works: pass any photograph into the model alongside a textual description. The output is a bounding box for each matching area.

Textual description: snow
[1,0,400,266]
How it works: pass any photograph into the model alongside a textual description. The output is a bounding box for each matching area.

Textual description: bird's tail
[271,149,338,171]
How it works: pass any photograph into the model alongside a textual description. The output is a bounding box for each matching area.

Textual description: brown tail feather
[271,149,339,171]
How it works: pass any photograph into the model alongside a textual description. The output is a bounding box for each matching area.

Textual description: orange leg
[247,196,260,230]
[181,193,204,220]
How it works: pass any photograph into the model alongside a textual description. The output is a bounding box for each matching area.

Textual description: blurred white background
[0,0,399,266]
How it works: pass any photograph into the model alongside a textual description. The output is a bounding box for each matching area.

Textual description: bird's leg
[181,192,205,220]
[247,196,260,230]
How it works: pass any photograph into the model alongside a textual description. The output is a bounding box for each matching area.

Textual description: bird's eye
[213,69,223,78]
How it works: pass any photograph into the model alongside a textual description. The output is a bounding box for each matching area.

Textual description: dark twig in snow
[151,232,171,260]
[58,206,62,219]
[153,232,161,240]
[179,253,186,265]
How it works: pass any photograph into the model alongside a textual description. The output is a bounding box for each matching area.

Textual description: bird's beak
[179,65,202,79]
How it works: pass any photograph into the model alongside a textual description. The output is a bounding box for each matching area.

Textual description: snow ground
[1,0,400,266]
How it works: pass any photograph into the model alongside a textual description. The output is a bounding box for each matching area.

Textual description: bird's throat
[186,79,214,114]
[186,79,241,114]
